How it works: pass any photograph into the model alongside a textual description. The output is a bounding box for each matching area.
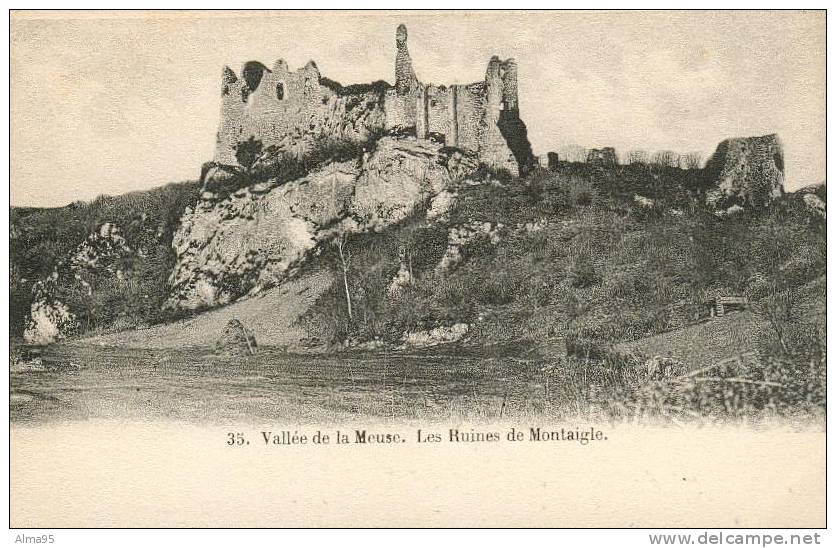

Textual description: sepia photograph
[7,8,828,532]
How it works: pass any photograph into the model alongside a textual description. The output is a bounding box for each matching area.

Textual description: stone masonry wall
[215,24,533,176]
[215,60,386,165]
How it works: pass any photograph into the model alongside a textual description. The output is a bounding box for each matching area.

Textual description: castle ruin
[214,24,533,176]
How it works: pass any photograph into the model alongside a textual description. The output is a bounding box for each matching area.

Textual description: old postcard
[8,9,826,530]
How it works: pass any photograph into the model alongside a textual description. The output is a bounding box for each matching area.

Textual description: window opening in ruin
[242,61,267,92]
[276,82,285,100]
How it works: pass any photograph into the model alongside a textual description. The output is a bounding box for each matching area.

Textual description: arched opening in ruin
[242,61,268,93]
[276,82,285,100]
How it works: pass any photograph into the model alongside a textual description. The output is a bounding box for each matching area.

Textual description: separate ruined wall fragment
[704,134,785,208]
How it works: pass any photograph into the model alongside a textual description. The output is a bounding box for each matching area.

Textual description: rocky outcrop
[704,134,785,208]
[167,160,359,310]
[23,223,134,345]
[166,136,479,310]
[352,138,478,229]
[436,221,504,273]
[401,323,470,347]
[23,285,77,345]
[215,318,257,356]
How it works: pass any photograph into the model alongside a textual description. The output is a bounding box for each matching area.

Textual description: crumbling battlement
[215,59,386,165]
[214,24,534,176]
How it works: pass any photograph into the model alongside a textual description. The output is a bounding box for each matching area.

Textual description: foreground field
[11,345,545,424]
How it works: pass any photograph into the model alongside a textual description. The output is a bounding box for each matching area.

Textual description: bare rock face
[24,296,76,346]
[704,134,785,208]
[215,318,257,356]
[401,322,470,348]
[352,137,478,229]
[167,160,360,310]
[166,136,478,310]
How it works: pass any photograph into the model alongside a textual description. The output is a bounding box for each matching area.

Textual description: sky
[11,10,825,207]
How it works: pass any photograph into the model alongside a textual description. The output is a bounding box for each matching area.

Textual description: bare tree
[652,150,680,169]
[333,232,353,321]
[681,152,703,170]
[558,144,589,163]
[625,149,649,165]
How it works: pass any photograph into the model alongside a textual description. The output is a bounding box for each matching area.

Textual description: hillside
[614,312,766,370]
[296,163,826,354]
[10,181,200,340]
[10,135,827,422]
[12,159,825,356]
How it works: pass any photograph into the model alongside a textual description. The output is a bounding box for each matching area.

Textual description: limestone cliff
[167,136,478,310]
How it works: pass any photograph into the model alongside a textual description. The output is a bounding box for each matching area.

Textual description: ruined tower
[383,25,533,175]
[395,24,417,94]
[502,58,519,112]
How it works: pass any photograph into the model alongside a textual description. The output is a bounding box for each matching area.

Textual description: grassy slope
[614,312,765,370]
[300,163,826,359]
[615,275,826,370]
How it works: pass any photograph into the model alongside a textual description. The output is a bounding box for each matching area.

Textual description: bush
[474,269,519,306]
[569,256,599,288]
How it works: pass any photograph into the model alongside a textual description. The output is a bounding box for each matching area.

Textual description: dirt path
[78,270,332,351]
[614,311,767,370]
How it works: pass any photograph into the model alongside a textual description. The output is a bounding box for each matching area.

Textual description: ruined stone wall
[502,59,519,112]
[455,83,485,153]
[215,24,532,176]
[426,85,452,139]
[479,121,519,175]
[704,134,785,208]
[415,87,429,139]
[384,91,413,131]
[587,147,618,167]
[394,24,417,95]
[215,60,386,165]
[478,57,513,174]
[382,25,532,176]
